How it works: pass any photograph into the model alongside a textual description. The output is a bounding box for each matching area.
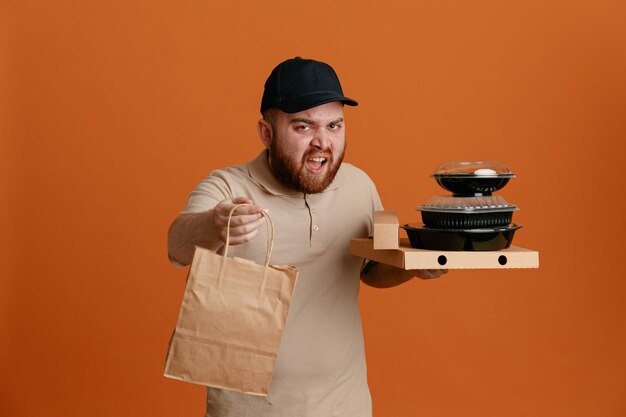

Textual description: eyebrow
[289,117,344,125]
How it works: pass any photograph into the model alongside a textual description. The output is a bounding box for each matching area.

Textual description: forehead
[277,101,344,124]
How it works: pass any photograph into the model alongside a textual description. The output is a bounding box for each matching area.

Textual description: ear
[257,119,273,148]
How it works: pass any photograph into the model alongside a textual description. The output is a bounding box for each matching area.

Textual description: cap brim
[275,92,358,114]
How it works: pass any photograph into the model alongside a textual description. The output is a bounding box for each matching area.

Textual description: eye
[328,123,342,130]
[295,125,310,131]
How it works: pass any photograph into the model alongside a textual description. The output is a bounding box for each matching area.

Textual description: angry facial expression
[263,101,346,194]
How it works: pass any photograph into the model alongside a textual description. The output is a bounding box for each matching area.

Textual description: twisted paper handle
[217,204,275,298]
[222,204,274,266]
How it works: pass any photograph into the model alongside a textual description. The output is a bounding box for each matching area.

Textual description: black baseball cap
[260,57,358,114]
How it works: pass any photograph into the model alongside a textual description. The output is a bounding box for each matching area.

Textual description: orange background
[2,1,625,416]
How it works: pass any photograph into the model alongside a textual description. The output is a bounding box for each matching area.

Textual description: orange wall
[2,1,625,416]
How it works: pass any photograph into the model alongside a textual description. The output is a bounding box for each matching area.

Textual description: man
[168,57,447,417]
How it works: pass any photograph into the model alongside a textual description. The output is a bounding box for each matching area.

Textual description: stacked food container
[402,162,522,251]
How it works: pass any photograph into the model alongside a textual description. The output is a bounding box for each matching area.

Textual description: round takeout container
[401,224,523,251]
[432,162,516,196]
[418,195,518,228]
[420,211,514,229]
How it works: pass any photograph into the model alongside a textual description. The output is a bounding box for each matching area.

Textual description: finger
[411,269,440,280]
[411,270,430,280]
[218,215,266,243]
[216,202,266,218]
[227,216,267,238]
[214,197,251,213]
[227,228,260,246]
[419,271,436,279]
[231,197,254,205]
[217,212,266,227]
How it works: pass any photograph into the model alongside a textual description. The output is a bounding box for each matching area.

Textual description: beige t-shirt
[182,150,383,417]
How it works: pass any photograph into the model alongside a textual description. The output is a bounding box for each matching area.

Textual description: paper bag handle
[222,203,274,267]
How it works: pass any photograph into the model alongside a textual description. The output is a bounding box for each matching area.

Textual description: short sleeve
[371,182,383,212]
[182,172,234,213]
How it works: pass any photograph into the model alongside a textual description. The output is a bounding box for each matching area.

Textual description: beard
[269,139,346,194]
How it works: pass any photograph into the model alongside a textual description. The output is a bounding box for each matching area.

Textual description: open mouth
[305,155,329,173]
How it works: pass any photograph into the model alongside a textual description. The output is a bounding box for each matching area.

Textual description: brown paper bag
[164,205,298,396]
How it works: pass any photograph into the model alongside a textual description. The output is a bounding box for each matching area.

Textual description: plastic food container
[401,224,522,251]
[432,162,515,196]
[418,195,518,228]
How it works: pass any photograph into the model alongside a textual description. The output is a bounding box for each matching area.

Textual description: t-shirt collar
[248,150,345,196]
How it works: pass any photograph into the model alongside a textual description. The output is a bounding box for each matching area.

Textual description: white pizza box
[350,237,539,270]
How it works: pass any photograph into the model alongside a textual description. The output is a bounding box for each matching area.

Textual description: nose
[310,128,331,150]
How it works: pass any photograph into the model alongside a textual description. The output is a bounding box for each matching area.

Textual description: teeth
[310,157,326,162]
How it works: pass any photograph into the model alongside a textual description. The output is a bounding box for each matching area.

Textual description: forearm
[360,262,414,288]
[167,210,223,266]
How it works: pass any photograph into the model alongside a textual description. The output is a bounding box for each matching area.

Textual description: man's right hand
[213,197,268,245]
